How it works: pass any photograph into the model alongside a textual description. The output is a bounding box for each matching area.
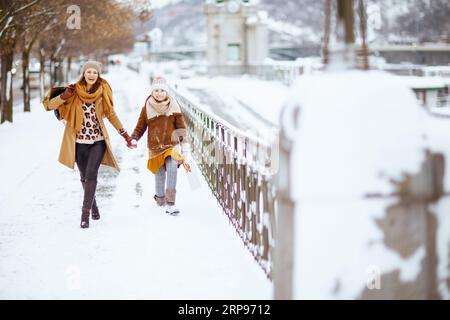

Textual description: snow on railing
[173,89,277,279]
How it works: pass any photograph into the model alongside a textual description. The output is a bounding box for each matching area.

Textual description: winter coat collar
[145,95,181,119]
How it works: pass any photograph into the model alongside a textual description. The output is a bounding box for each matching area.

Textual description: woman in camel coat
[43,61,136,228]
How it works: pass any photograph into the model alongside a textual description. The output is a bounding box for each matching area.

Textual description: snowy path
[0,66,272,299]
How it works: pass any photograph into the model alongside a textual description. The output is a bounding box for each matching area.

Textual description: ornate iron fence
[174,91,277,279]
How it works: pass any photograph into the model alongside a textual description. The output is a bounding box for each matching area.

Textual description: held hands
[60,84,76,100]
[119,129,137,149]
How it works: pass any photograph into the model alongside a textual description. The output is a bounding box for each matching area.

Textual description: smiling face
[153,89,168,101]
[84,68,99,87]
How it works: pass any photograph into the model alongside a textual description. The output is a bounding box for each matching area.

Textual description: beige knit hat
[82,60,102,74]
[151,76,169,92]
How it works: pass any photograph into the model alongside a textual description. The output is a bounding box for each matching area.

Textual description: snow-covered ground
[8,58,448,299]
[0,65,272,299]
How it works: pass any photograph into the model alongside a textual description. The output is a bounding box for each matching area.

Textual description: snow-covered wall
[277,70,450,299]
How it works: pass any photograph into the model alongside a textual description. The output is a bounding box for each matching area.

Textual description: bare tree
[395,0,450,42]
[0,0,41,123]
[16,1,60,111]
[1,0,151,123]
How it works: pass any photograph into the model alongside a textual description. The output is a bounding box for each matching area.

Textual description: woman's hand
[119,129,137,149]
[60,84,76,100]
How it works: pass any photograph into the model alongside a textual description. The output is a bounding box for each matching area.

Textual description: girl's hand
[177,159,184,167]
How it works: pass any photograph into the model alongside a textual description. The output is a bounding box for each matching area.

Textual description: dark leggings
[75,141,106,181]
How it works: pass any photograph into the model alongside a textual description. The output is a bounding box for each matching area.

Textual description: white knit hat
[151,76,169,92]
[82,60,102,74]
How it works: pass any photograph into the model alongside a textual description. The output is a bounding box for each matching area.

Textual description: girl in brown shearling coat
[131,76,190,215]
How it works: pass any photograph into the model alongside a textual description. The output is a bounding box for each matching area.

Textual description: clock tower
[204,0,268,75]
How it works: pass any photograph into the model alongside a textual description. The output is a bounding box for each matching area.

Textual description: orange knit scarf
[59,80,114,132]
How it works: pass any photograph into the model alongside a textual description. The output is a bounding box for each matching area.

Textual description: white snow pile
[281,70,450,299]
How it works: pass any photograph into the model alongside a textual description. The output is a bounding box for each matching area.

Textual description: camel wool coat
[43,95,123,172]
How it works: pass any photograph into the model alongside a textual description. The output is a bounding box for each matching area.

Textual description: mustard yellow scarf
[59,80,114,132]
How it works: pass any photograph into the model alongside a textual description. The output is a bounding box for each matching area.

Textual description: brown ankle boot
[165,189,179,215]
[154,194,166,207]
[165,188,176,205]
[80,180,97,229]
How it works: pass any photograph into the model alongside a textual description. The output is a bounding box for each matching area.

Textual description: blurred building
[204,0,268,75]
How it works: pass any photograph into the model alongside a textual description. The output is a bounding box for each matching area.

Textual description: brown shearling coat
[131,99,187,156]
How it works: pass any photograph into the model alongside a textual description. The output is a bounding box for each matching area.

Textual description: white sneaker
[165,204,180,216]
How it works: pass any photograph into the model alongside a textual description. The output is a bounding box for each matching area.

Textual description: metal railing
[247,64,303,86]
[174,91,277,279]
[437,96,450,107]
[208,64,304,86]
